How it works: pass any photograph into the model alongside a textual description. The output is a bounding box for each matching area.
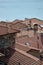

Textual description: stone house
[0,26,19,65]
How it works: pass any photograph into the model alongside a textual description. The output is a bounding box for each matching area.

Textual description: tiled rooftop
[0,18,43,65]
[0,26,19,35]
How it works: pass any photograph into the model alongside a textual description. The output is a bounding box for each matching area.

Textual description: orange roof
[0,26,20,35]
[8,27,20,34]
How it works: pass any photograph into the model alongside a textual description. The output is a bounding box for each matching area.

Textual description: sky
[0,0,43,21]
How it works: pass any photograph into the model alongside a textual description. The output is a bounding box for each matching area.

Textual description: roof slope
[22,18,43,25]
[11,22,28,30]
[0,26,19,35]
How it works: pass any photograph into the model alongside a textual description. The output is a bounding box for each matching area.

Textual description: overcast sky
[0,0,43,21]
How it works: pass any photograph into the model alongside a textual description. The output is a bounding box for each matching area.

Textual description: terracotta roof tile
[0,26,19,35]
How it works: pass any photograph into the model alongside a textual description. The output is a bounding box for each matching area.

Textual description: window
[41,33,43,37]
[41,33,43,45]
[34,24,38,31]
[37,36,39,40]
